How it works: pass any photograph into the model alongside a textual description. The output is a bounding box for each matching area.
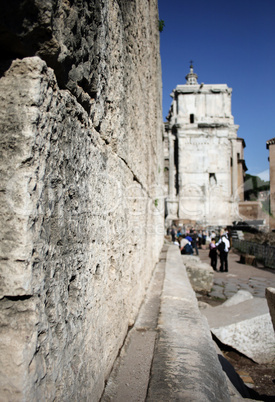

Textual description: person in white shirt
[216,229,230,272]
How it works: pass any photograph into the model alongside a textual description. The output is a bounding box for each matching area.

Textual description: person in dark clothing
[171,227,176,242]
[202,230,206,245]
[209,239,217,271]
[191,230,199,255]
[216,229,230,272]
[198,230,202,248]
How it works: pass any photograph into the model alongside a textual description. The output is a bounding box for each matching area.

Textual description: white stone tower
[164,63,246,227]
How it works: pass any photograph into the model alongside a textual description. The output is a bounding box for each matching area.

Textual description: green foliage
[154,199,158,207]
[244,174,269,201]
[159,19,165,32]
[244,173,271,215]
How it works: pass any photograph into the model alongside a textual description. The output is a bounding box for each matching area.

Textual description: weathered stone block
[203,298,275,364]
[182,255,214,293]
[222,290,253,307]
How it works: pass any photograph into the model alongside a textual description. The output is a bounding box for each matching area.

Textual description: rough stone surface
[182,255,214,292]
[202,298,275,364]
[266,287,275,332]
[147,246,231,402]
[0,1,163,400]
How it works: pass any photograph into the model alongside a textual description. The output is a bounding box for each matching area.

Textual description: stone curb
[147,245,232,402]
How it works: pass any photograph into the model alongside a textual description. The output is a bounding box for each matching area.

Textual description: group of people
[170,227,207,256]
[168,226,231,272]
[209,229,231,272]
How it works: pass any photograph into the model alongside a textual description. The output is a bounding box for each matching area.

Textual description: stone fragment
[202,298,275,364]
[222,290,253,307]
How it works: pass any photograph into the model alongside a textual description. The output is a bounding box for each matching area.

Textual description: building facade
[164,64,246,227]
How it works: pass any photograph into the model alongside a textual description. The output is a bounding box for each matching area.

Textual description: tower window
[190,114,194,123]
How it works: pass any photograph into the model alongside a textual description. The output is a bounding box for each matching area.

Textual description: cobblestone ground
[199,248,275,301]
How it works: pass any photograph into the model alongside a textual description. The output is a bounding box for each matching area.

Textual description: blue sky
[158,0,275,180]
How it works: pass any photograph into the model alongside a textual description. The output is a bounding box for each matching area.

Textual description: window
[190,114,194,123]
[209,173,217,185]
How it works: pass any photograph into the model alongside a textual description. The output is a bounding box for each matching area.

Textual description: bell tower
[164,63,246,227]
[185,61,198,85]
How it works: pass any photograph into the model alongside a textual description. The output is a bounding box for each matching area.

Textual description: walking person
[216,229,230,272]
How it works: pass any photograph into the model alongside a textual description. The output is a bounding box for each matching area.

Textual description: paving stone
[250,277,270,282]
[224,292,237,299]
[214,278,226,286]
[239,283,253,291]
[211,284,225,291]
[210,291,227,300]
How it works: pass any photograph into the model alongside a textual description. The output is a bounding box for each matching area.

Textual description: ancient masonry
[164,64,246,227]
[266,138,275,230]
[0,1,164,400]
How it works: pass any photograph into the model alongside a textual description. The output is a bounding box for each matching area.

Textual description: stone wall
[0,1,164,400]
[268,142,275,230]
[238,201,266,220]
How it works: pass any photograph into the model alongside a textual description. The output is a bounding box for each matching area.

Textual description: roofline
[266,137,275,149]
